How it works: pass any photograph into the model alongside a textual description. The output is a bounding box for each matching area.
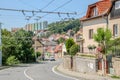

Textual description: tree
[94,28,112,75]
[94,28,112,54]
[6,56,19,66]
[65,38,75,54]
[13,30,35,63]
[70,44,79,56]
[2,29,35,65]
[48,19,80,34]
[2,29,17,65]
[65,38,79,69]
[57,37,65,44]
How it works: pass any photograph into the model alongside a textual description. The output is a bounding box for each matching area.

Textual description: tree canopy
[94,28,112,54]
[48,19,81,34]
[2,29,35,65]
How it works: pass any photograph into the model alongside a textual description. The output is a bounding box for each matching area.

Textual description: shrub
[70,44,79,56]
[65,38,75,54]
[87,45,93,50]
[6,56,20,66]
[36,52,41,57]
[92,45,96,49]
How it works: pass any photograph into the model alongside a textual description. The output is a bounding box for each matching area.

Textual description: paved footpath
[56,64,119,80]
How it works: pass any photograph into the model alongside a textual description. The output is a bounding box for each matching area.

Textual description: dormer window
[115,1,120,9]
[93,7,98,16]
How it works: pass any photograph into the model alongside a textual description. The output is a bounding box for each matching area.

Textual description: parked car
[49,56,55,61]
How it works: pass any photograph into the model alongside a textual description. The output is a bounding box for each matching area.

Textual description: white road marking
[24,68,34,80]
[52,66,79,80]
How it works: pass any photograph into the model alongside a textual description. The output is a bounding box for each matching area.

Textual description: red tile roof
[54,44,63,53]
[80,0,111,21]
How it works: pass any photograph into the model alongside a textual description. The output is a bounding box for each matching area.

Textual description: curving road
[26,60,75,80]
[0,60,76,80]
[0,64,30,80]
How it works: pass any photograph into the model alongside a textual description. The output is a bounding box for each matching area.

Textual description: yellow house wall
[108,14,120,39]
[82,17,107,53]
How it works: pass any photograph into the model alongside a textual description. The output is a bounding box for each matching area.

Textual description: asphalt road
[0,64,30,80]
[26,60,75,80]
[0,60,75,80]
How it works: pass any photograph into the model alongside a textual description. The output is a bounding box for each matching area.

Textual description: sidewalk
[55,64,119,80]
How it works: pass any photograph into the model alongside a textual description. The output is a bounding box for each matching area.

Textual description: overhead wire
[41,0,55,10]
[41,0,73,18]
[17,0,39,10]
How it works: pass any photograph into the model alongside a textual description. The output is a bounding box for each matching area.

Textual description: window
[93,7,98,16]
[89,29,93,39]
[115,1,120,9]
[113,24,119,37]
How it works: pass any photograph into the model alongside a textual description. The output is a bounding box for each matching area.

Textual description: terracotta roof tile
[80,0,111,21]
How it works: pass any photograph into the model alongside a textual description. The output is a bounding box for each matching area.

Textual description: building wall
[108,14,120,39]
[82,17,107,53]
[24,21,48,32]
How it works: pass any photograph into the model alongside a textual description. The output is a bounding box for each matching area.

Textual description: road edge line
[52,65,79,80]
[24,68,34,80]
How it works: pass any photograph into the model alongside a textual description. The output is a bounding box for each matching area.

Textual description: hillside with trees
[48,19,81,34]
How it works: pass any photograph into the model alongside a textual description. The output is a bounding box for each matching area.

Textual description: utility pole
[0,23,2,66]
[34,17,41,62]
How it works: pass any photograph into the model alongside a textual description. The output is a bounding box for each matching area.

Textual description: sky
[0,0,97,30]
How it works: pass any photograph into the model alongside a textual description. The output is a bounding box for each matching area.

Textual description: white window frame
[93,7,98,16]
[89,29,93,39]
[113,24,119,37]
[115,1,120,9]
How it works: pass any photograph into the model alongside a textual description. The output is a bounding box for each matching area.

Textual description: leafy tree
[13,30,35,63]
[65,38,78,69]
[65,38,75,54]
[36,52,41,57]
[94,28,112,75]
[57,37,65,44]
[70,44,79,56]
[48,19,80,34]
[94,28,112,54]
[6,56,19,66]
[2,29,17,65]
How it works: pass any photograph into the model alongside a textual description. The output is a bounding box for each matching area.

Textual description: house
[74,28,83,53]
[41,40,58,59]
[109,0,120,39]
[80,0,111,53]
[54,44,63,59]
[80,0,120,76]
[108,0,120,76]
[32,36,44,54]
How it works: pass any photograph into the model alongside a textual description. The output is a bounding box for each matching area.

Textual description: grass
[111,75,120,79]
[79,54,96,58]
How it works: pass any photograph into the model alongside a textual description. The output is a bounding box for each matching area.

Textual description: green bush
[6,56,20,66]
[87,45,93,50]
[36,52,41,57]
[70,44,79,56]
[65,38,75,54]
[111,75,120,79]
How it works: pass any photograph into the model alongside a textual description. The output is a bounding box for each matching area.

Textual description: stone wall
[75,56,97,74]
[112,57,120,76]
[63,55,71,70]
[63,56,98,74]
[63,55,76,70]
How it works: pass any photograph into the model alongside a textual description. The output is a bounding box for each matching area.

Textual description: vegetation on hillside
[48,19,81,34]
